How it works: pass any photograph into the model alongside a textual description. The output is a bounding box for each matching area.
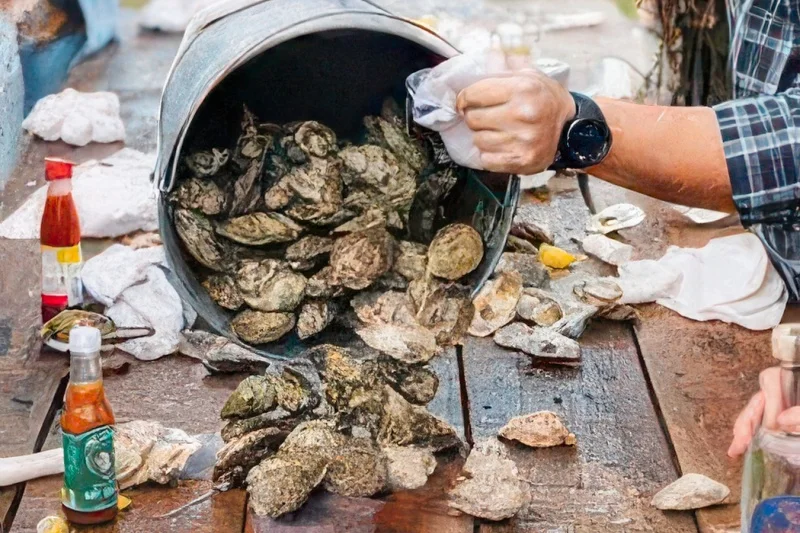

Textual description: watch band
[549,93,612,171]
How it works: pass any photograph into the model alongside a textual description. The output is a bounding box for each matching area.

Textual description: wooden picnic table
[0,8,777,533]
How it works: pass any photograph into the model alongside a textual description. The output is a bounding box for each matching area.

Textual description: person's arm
[456,71,800,217]
[588,98,734,213]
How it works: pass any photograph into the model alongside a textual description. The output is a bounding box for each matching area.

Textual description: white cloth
[616,233,788,330]
[0,149,158,240]
[82,245,192,360]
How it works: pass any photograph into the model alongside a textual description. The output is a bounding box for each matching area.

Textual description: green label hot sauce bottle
[61,326,118,525]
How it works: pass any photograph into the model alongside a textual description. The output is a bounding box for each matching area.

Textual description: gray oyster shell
[305,266,344,299]
[236,259,307,312]
[174,208,228,272]
[185,148,229,177]
[282,158,344,223]
[428,224,484,281]
[393,241,428,281]
[217,212,303,246]
[231,310,296,345]
[229,157,264,217]
[296,300,336,340]
[202,274,244,311]
[246,451,328,518]
[285,236,333,271]
[171,177,227,216]
[363,113,428,174]
[339,145,416,211]
[408,277,474,347]
[330,227,395,290]
[295,121,338,158]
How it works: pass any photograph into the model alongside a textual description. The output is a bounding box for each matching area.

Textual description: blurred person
[455,0,800,456]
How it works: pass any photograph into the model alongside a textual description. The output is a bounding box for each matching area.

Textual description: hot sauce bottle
[61,326,118,525]
[41,158,83,322]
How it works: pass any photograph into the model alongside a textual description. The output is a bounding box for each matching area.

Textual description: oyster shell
[171,177,227,216]
[185,148,229,178]
[355,323,439,364]
[378,386,461,452]
[495,253,549,288]
[363,113,428,174]
[221,375,277,420]
[231,309,296,345]
[370,356,439,406]
[202,274,244,311]
[285,236,333,271]
[339,145,416,209]
[573,278,623,305]
[351,291,417,327]
[511,220,554,246]
[330,227,395,290]
[428,224,484,281]
[516,288,563,327]
[468,271,523,337]
[494,323,581,365]
[587,204,646,234]
[295,121,337,158]
[505,235,539,255]
[281,420,345,459]
[296,300,336,340]
[330,208,387,236]
[217,212,303,246]
[383,445,437,491]
[324,437,387,498]
[213,427,285,486]
[552,305,597,340]
[408,277,475,347]
[306,344,377,409]
[581,234,633,266]
[236,259,307,312]
[232,107,278,168]
[179,330,267,374]
[393,241,428,281]
[306,266,344,299]
[174,208,228,272]
[229,158,264,217]
[407,168,458,242]
[271,367,320,414]
[246,451,328,518]
[283,157,344,223]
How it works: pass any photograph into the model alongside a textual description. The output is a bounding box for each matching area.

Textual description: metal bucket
[154,0,520,359]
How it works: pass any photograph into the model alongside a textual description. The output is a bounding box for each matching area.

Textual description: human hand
[728,366,800,457]
[455,70,576,175]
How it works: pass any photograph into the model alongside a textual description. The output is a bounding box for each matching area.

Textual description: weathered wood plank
[463,323,697,532]
[614,192,774,533]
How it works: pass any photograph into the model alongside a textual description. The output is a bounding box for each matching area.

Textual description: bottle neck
[70,352,102,384]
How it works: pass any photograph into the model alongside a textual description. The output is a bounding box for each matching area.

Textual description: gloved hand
[728,366,800,457]
[456,70,576,174]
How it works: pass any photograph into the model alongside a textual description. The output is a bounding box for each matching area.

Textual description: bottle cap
[44,158,74,181]
[772,324,800,363]
[69,326,102,354]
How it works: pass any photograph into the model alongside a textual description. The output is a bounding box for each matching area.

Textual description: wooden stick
[0,448,64,486]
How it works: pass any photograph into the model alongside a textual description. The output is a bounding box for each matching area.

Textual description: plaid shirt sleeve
[713,89,800,226]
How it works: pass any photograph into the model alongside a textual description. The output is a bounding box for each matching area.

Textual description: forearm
[588,98,735,213]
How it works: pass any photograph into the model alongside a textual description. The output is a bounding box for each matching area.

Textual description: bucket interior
[161,28,519,359]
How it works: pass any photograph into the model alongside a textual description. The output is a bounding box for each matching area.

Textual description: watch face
[565,119,610,166]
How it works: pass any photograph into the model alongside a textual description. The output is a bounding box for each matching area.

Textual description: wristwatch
[549,92,612,170]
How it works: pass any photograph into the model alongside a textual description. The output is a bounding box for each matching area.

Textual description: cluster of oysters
[171,101,483,359]
[214,344,461,517]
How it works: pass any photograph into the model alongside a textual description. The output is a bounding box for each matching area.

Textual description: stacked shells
[170,102,484,356]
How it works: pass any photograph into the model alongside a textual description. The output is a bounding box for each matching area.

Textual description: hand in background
[728,367,800,457]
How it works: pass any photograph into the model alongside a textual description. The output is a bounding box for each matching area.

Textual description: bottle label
[62,425,117,513]
[750,496,800,532]
[42,244,83,307]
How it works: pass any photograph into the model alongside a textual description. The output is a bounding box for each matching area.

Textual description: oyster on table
[428,224,484,281]
[329,227,395,290]
[202,274,244,311]
[174,208,229,272]
[171,177,227,216]
[236,259,307,312]
[231,309,296,345]
[216,212,303,246]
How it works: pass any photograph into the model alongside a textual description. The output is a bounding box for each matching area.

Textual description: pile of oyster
[214,344,461,517]
[171,102,481,358]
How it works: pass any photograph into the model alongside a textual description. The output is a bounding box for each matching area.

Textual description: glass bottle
[742,324,800,532]
[61,326,118,525]
[41,157,83,323]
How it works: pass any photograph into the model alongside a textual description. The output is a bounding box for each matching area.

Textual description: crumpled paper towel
[0,149,157,240]
[408,52,569,170]
[82,245,195,360]
[22,88,125,146]
[615,233,788,330]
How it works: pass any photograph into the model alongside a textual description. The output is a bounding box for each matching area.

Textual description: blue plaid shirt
[714,0,800,299]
